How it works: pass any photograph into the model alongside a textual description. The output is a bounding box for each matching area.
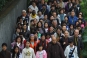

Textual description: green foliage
[82,27,87,57]
[0,0,13,11]
[80,0,87,21]
[81,1,87,57]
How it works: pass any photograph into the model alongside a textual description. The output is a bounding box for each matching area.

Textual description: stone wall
[0,0,27,50]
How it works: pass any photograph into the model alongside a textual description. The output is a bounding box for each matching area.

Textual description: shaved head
[52,36,57,44]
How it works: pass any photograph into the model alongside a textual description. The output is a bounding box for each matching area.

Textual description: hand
[63,42,66,45]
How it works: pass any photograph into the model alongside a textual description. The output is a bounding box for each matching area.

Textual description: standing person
[37,34,48,51]
[59,31,70,50]
[22,41,36,58]
[70,29,83,57]
[29,34,37,53]
[0,43,11,58]
[68,11,78,25]
[12,46,22,58]
[11,36,24,53]
[36,44,47,58]
[47,37,65,58]
[64,40,79,58]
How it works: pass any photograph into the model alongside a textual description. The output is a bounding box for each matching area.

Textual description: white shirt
[64,45,79,58]
[38,51,44,58]
[28,5,38,14]
[17,43,21,47]
[22,47,36,58]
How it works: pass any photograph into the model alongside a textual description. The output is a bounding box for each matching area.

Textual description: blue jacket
[68,16,78,25]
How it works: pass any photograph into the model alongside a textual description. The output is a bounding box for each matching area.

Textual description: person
[44,22,49,34]
[12,27,21,41]
[59,0,65,8]
[37,34,48,51]
[40,4,49,15]
[68,24,74,36]
[29,10,39,21]
[19,10,29,23]
[70,29,83,57]
[29,34,37,53]
[47,36,65,58]
[68,11,78,25]
[64,40,79,58]
[12,46,22,58]
[59,31,70,50]
[22,24,30,40]
[58,8,66,24]
[11,36,24,52]
[28,1,38,14]
[0,43,11,58]
[22,41,36,58]
[36,44,47,58]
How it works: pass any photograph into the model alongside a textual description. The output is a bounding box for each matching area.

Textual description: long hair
[15,36,23,44]
[12,46,20,58]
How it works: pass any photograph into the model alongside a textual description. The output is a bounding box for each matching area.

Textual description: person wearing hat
[0,43,11,58]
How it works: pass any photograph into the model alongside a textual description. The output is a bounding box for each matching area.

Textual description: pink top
[36,50,47,58]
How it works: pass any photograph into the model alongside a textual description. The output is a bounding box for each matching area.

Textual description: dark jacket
[59,36,70,50]
[0,50,11,58]
[47,42,65,58]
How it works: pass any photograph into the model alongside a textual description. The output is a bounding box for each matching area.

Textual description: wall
[0,0,27,50]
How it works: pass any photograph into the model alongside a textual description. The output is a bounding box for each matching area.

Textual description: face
[38,12,42,16]
[79,15,82,19]
[53,12,57,17]
[70,25,73,29]
[64,17,68,21]
[44,15,47,19]
[71,12,75,17]
[53,21,57,26]
[19,19,23,22]
[70,42,73,47]
[52,37,57,44]
[34,33,38,38]
[28,8,32,13]
[30,35,34,41]
[2,46,7,51]
[34,19,37,25]
[15,47,19,53]
[16,29,20,33]
[39,46,43,51]
[32,2,36,7]
[57,29,61,34]
[50,27,54,31]
[22,12,26,16]
[78,20,82,23]
[41,36,45,41]
[50,16,54,20]
[38,22,42,27]
[60,10,63,14]
[44,23,48,28]
[26,42,30,48]
[76,22,79,25]
[64,31,69,37]
[74,30,79,37]
[17,37,21,43]
[51,7,55,10]
[62,26,66,31]
[24,21,27,25]
[23,25,27,30]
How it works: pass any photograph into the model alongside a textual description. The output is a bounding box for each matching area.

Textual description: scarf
[31,14,37,18]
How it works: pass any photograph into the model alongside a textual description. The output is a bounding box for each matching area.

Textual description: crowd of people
[0,0,85,58]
